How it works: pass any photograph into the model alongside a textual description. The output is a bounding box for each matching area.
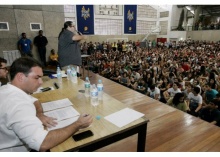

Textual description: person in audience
[200,100,220,127]
[212,94,220,111]
[136,78,147,94]
[48,49,60,68]
[203,83,219,104]
[0,57,8,86]
[163,82,181,102]
[119,72,129,86]
[183,84,194,98]
[167,92,189,112]
[146,84,160,100]
[186,86,203,117]
[0,57,93,152]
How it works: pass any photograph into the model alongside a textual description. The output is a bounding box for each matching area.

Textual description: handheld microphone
[76,30,82,35]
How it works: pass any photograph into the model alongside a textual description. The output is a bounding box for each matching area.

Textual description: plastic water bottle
[71,67,77,83]
[84,77,90,97]
[67,65,71,80]
[97,79,103,100]
[57,66,62,84]
[90,84,98,106]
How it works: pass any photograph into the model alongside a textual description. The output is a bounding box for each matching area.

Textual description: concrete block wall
[0,5,64,62]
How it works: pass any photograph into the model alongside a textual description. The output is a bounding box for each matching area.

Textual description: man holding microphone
[58,21,87,75]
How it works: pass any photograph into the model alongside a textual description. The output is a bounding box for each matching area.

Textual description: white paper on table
[47,116,79,131]
[42,98,73,112]
[33,86,55,94]
[44,106,80,122]
[104,108,145,128]
[52,73,67,78]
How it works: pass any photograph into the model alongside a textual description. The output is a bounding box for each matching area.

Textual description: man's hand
[37,114,58,128]
[76,114,93,129]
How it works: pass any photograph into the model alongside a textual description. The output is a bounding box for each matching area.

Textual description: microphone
[76,30,82,35]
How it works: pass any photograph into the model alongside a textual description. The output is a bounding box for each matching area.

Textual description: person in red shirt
[182,62,190,72]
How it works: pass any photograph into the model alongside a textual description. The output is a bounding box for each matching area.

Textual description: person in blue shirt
[18,32,33,57]
[204,83,219,104]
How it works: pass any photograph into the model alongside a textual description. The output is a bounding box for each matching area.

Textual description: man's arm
[195,103,202,113]
[34,100,57,128]
[39,114,93,152]
[72,33,87,41]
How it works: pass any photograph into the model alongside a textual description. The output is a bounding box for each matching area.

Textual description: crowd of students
[83,39,220,127]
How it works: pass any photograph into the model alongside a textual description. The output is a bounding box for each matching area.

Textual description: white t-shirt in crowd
[147,87,161,99]
[187,92,203,104]
[167,88,181,97]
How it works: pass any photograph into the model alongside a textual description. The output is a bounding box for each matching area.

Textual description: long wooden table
[32,77,149,152]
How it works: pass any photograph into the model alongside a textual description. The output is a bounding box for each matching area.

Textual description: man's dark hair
[193,86,200,94]
[150,84,155,90]
[0,57,7,67]
[58,21,73,38]
[205,83,212,88]
[10,57,43,80]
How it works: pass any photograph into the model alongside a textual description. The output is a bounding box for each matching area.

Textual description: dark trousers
[188,102,199,117]
[38,47,47,66]
[21,51,33,57]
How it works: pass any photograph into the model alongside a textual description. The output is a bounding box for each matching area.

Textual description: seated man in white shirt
[163,82,181,101]
[0,57,8,86]
[131,70,141,81]
[186,86,203,117]
[147,84,160,100]
[0,57,93,152]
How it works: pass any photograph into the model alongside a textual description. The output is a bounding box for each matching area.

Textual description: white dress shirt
[0,84,48,152]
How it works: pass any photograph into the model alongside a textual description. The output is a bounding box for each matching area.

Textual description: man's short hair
[10,57,43,81]
[205,83,211,88]
[0,57,7,67]
[150,84,155,90]
[193,86,200,94]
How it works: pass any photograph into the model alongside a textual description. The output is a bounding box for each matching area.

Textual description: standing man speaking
[58,21,87,74]
[34,30,48,67]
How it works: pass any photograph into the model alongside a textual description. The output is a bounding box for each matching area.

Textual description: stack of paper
[42,98,80,131]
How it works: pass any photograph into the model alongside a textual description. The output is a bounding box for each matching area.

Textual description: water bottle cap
[98,79,102,83]
[86,77,88,80]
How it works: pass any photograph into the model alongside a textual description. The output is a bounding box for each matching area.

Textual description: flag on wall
[76,5,94,35]
[124,5,137,34]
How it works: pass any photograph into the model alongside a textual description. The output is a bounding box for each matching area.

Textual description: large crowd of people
[81,39,220,127]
